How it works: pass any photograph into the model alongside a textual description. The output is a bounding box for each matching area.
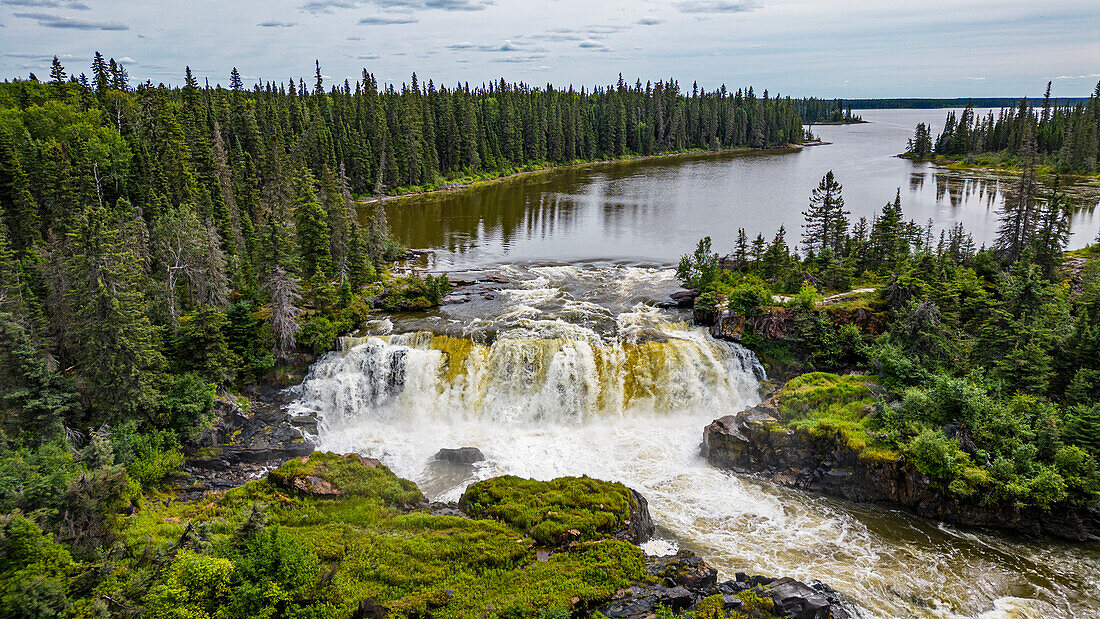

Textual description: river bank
[701,385,1100,542]
[356,144,808,206]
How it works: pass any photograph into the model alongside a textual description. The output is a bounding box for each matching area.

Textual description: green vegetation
[378,273,451,312]
[653,590,780,619]
[681,163,1100,510]
[1,452,648,618]
[461,475,637,546]
[905,82,1100,175]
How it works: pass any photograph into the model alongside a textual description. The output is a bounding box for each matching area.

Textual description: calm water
[380,108,1099,269]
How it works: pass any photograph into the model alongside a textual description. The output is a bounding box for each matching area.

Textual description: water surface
[380,108,1098,269]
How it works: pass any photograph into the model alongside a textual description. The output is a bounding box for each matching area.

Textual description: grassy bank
[899,152,1100,184]
[6,453,652,618]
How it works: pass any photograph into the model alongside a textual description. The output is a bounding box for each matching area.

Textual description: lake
[380,108,1099,270]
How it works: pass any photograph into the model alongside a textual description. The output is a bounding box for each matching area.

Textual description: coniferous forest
[906,82,1100,173]
[2,43,1100,618]
[0,55,815,618]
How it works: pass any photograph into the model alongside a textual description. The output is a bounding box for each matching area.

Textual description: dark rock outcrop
[177,397,315,500]
[433,446,485,464]
[625,489,655,545]
[602,550,851,619]
[702,400,1100,541]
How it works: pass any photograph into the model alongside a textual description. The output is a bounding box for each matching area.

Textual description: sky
[1,0,1098,98]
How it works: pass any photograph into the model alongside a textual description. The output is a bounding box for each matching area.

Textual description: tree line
[907,82,1100,173]
[679,163,1099,511]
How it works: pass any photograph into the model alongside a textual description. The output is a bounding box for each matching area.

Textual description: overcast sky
[1,0,1098,98]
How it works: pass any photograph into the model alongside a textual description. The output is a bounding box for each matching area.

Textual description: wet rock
[287,413,320,435]
[441,294,471,305]
[659,289,698,309]
[703,397,1100,541]
[433,446,485,464]
[177,397,315,500]
[626,489,655,544]
[768,577,838,619]
[602,584,695,618]
[428,502,469,518]
[602,549,852,619]
[648,551,718,591]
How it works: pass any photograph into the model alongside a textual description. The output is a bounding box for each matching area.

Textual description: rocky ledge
[175,394,316,500]
[603,550,851,619]
[702,398,1100,541]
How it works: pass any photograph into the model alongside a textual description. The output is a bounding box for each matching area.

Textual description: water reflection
[373,109,1099,270]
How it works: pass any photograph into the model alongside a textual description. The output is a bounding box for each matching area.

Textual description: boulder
[433,447,485,464]
[602,549,852,619]
[626,488,655,544]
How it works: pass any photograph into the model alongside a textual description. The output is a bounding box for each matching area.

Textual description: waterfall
[290,317,765,429]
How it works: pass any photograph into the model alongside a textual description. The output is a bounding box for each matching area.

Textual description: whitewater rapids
[288,264,1099,619]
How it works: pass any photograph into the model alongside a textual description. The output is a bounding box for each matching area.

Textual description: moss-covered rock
[461,475,653,546]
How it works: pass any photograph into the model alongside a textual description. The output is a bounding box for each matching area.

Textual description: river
[381,108,1099,269]
[306,109,1100,618]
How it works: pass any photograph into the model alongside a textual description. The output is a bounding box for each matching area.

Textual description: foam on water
[290,264,1100,619]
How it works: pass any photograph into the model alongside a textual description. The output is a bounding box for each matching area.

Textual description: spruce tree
[995,122,1040,263]
[802,171,848,256]
[293,172,332,279]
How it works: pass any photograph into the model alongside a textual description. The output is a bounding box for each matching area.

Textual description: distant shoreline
[356,143,812,205]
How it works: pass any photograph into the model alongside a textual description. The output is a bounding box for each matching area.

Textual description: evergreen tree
[802,171,848,255]
[995,123,1040,263]
[1031,178,1071,278]
[293,172,333,280]
[230,67,244,92]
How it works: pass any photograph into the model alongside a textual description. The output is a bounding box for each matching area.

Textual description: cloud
[637,18,663,25]
[1053,73,1100,80]
[117,56,135,63]
[358,15,417,24]
[259,20,297,27]
[965,76,986,81]
[1,0,89,9]
[301,0,489,15]
[13,11,128,29]
[578,40,604,48]
[446,39,541,53]
[673,0,759,14]
[355,53,381,59]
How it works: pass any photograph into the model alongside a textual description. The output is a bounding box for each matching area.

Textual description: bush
[905,429,968,481]
[298,316,340,355]
[156,372,216,436]
[380,274,451,311]
[111,422,184,489]
[793,281,822,312]
[728,281,773,317]
[0,515,73,619]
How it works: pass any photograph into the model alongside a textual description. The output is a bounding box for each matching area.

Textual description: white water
[290,265,1100,619]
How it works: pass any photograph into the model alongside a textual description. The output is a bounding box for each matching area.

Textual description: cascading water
[289,265,1100,619]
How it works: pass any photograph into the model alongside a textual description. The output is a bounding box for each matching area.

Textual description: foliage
[461,475,636,546]
[379,274,451,311]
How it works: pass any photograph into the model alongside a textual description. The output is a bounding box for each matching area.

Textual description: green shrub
[905,429,968,481]
[381,274,451,311]
[157,372,216,436]
[0,515,73,619]
[298,316,340,355]
[111,422,184,489]
[728,281,773,318]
